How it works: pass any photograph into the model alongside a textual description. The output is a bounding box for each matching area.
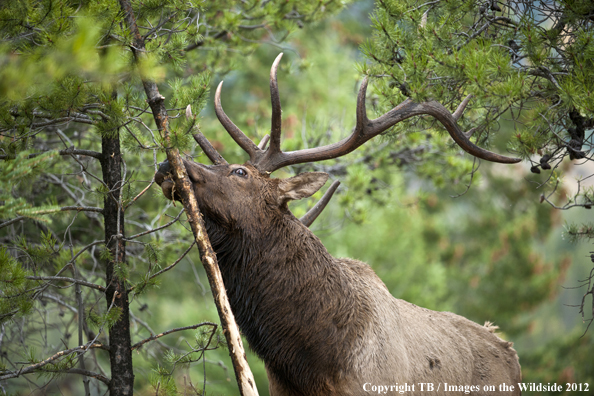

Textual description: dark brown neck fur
[204,207,373,394]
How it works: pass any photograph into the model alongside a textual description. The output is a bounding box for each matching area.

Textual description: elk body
[156,54,522,396]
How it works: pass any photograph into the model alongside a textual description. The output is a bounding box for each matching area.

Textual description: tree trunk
[101,132,134,395]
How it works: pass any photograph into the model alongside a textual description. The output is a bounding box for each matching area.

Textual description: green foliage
[0,151,61,221]
[86,306,123,331]
[168,72,211,112]
[0,247,37,323]
[521,329,594,387]
[149,365,178,396]
[1,0,360,393]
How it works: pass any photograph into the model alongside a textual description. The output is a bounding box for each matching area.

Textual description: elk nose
[155,161,171,186]
[157,161,170,174]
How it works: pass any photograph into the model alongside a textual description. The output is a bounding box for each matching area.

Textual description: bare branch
[131,322,217,351]
[0,216,25,229]
[124,209,185,240]
[119,0,259,393]
[41,368,111,386]
[26,276,106,292]
[0,148,102,160]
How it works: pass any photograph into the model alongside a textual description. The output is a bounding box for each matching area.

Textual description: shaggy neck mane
[204,207,373,394]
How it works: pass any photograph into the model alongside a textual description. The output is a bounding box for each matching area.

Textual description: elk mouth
[155,161,171,184]
[154,162,176,201]
[155,160,212,201]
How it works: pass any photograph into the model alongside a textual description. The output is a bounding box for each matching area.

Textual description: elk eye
[232,168,248,177]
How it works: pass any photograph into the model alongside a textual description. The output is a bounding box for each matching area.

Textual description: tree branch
[0,148,102,160]
[124,208,185,240]
[41,368,111,386]
[26,276,106,292]
[118,1,259,394]
[0,207,103,230]
[131,322,217,350]
[0,343,108,381]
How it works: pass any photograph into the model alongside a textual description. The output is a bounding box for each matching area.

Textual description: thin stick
[26,276,106,292]
[131,322,217,350]
[118,1,259,394]
[0,343,107,381]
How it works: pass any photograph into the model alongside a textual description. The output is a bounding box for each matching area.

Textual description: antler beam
[214,82,260,159]
[269,53,283,155]
[213,54,521,174]
[193,131,228,166]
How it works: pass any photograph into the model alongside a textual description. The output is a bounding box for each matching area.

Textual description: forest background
[0,0,593,395]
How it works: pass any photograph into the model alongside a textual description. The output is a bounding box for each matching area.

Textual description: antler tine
[258,134,270,150]
[214,81,261,161]
[299,180,340,227]
[186,104,228,165]
[269,53,284,154]
[452,94,473,121]
[252,77,520,172]
[192,131,228,165]
[355,77,370,133]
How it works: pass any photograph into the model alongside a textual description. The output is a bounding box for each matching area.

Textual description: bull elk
[155,54,522,396]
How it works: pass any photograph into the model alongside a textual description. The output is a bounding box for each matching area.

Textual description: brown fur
[156,161,521,396]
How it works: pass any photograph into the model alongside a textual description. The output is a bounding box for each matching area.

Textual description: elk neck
[203,205,379,393]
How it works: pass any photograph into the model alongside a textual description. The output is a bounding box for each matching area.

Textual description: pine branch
[148,242,195,281]
[123,179,155,210]
[59,206,104,213]
[26,276,106,292]
[0,343,108,381]
[0,207,103,230]
[40,368,111,386]
[131,322,217,350]
[129,242,196,293]
[0,148,102,160]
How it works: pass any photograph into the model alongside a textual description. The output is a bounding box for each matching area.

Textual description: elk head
[156,53,519,223]
[155,160,330,230]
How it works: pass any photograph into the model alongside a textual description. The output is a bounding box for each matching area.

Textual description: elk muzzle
[155,159,213,201]
[155,161,177,201]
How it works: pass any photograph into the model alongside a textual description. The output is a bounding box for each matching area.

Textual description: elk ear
[278,172,329,203]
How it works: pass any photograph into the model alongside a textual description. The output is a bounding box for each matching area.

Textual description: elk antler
[214,53,521,174]
[185,104,228,165]
[299,180,340,227]
[193,131,228,165]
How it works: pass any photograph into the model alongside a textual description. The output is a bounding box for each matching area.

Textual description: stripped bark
[117,1,258,394]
